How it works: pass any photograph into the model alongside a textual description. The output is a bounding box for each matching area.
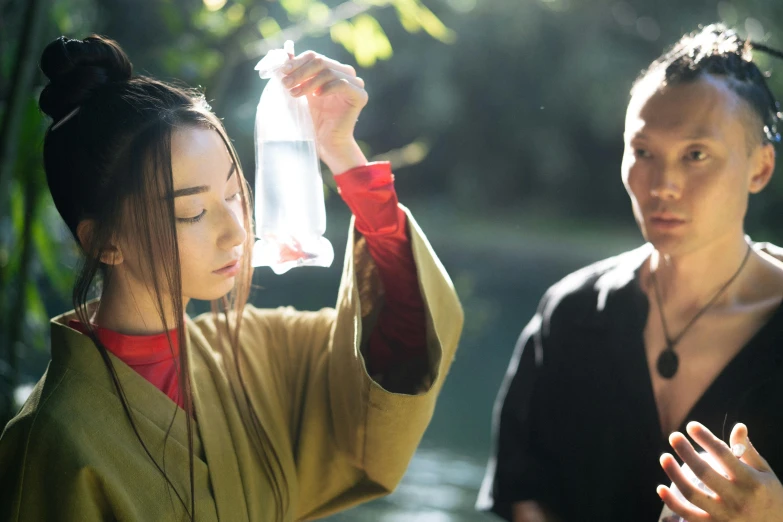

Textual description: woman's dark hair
[631,23,783,147]
[39,35,287,520]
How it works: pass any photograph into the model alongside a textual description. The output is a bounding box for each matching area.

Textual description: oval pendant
[657,348,679,379]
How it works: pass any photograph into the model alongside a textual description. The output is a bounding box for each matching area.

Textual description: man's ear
[76,219,124,265]
[749,143,776,194]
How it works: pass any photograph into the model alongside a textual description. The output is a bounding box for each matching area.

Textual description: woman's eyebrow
[171,164,237,198]
[172,186,208,198]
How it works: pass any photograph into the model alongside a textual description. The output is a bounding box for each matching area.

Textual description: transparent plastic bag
[251,40,334,274]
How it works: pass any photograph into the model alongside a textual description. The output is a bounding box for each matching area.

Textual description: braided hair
[632,23,783,146]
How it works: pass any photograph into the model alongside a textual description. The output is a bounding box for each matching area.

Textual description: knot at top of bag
[255,40,295,79]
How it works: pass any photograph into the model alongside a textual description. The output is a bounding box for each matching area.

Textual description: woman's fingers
[316,78,369,105]
[657,484,711,522]
[282,51,358,88]
[660,452,722,514]
[291,71,367,108]
[729,423,773,474]
[290,69,364,97]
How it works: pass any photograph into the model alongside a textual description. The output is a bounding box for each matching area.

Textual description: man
[478,24,783,522]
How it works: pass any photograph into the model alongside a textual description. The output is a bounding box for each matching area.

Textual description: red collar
[68,320,180,365]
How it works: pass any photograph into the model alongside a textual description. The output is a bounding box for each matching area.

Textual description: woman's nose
[217,204,247,251]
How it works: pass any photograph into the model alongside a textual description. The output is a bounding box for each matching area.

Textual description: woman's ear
[99,246,124,266]
[749,143,776,194]
[76,219,124,265]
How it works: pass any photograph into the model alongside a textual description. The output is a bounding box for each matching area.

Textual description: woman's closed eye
[178,192,239,224]
[177,209,206,224]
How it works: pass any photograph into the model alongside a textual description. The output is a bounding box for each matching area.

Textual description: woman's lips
[213,259,240,276]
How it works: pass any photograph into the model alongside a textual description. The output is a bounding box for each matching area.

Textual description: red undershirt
[69,162,426,408]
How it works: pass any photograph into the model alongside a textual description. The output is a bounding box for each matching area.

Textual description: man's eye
[634,148,650,158]
[688,150,708,161]
[177,210,206,223]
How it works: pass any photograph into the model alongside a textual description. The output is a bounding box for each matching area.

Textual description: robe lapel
[186,318,251,522]
[50,318,193,448]
[681,302,783,437]
[591,247,667,448]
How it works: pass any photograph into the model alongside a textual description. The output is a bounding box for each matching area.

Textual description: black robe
[478,242,783,522]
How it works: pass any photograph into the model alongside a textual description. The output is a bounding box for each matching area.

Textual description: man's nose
[649,163,682,201]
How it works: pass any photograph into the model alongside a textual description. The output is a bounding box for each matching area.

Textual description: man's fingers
[687,422,754,483]
[660,452,721,514]
[657,485,711,522]
[668,431,734,501]
[730,423,773,473]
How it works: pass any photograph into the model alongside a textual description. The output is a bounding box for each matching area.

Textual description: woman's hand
[281,50,368,174]
[658,421,783,522]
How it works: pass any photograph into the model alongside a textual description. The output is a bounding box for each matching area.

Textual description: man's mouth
[648,212,687,229]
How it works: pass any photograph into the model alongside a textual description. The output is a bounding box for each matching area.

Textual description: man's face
[622,73,774,257]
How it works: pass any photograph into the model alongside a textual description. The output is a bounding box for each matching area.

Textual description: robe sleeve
[235,206,463,520]
[475,291,562,521]
[333,162,428,385]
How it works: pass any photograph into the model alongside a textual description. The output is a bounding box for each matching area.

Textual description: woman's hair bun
[39,35,133,121]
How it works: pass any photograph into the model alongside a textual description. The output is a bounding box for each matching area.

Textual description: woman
[0,35,463,521]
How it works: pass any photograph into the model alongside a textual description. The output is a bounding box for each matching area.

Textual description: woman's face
[168,126,247,301]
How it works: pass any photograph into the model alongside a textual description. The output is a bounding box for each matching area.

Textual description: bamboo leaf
[307,2,331,25]
[10,180,23,242]
[392,0,455,42]
[392,0,422,33]
[258,17,282,39]
[354,14,393,67]
[226,3,246,24]
[330,20,355,54]
[32,206,72,297]
[159,0,186,34]
[414,3,456,43]
[25,282,46,333]
[280,0,311,18]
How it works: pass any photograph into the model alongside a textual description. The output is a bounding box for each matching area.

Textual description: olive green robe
[0,208,463,521]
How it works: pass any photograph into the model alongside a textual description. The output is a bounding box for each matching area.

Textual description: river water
[250,202,640,521]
